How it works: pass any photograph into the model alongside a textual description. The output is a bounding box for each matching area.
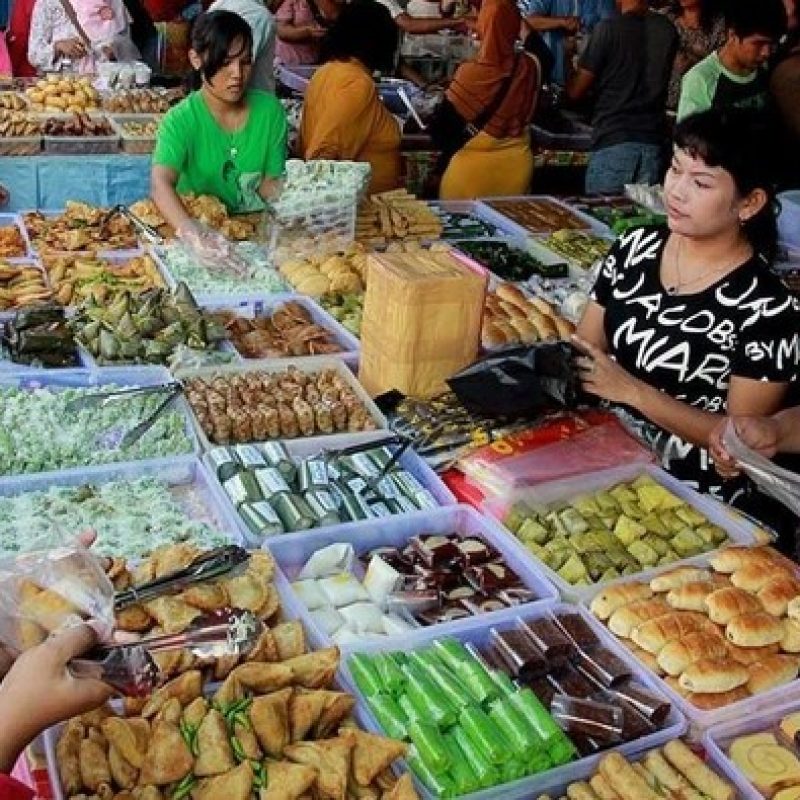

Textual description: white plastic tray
[0,456,240,557]
[174,356,387,452]
[426,200,527,243]
[269,503,558,652]
[703,697,800,800]
[338,602,688,800]
[204,429,455,547]
[484,463,758,604]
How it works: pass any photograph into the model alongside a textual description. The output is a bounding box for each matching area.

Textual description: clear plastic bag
[722,419,800,516]
[0,542,114,655]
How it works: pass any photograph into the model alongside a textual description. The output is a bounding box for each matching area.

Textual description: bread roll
[555,317,576,339]
[657,632,729,677]
[664,675,691,697]
[727,642,781,666]
[758,576,800,617]
[495,283,528,308]
[589,774,621,800]
[650,567,711,593]
[687,685,750,710]
[666,581,718,612]
[710,545,783,574]
[608,599,670,638]
[599,753,662,800]
[508,317,539,344]
[782,618,800,653]
[620,639,664,675]
[732,563,795,594]
[705,587,763,625]
[747,654,800,695]
[482,321,508,349]
[590,583,653,621]
[530,296,556,317]
[679,658,749,693]
[726,611,785,648]
[631,612,714,654]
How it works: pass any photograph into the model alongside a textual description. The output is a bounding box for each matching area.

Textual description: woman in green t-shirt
[151,10,288,245]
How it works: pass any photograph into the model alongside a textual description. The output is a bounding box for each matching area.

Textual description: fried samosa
[193,761,253,800]
[289,690,355,742]
[143,597,200,634]
[284,737,354,800]
[141,671,202,718]
[154,698,182,725]
[233,721,262,760]
[228,662,294,693]
[182,583,229,612]
[224,574,267,613]
[115,605,151,633]
[346,731,406,787]
[272,622,306,661]
[382,774,419,800]
[250,687,292,757]
[183,698,208,728]
[108,745,138,789]
[248,551,276,583]
[283,648,339,689]
[246,630,279,663]
[79,739,111,792]
[194,709,236,777]
[56,720,83,795]
[138,721,192,786]
[259,761,317,800]
[101,718,149,769]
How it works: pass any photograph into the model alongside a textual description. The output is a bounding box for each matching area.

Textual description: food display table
[0,154,151,211]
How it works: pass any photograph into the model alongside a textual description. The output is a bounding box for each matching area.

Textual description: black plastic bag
[447,343,588,417]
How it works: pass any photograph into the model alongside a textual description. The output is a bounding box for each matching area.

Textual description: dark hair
[669,0,721,35]
[189,11,253,87]
[674,108,780,263]
[320,0,399,74]
[723,0,787,40]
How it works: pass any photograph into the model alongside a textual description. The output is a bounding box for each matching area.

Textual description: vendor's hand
[54,38,87,59]
[709,416,780,479]
[572,335,643,407]
[178,222,249,277]
[0,624,115,772]
[307,25,327,39]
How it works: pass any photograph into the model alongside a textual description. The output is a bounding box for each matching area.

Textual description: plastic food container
[174,356,387,451]
[338,602,688,800]
[0,456,240,557]
[475,195,611,240]
[0,136,41,156]
[703,697,800,800]
[270,503,558,652]
[426,201,525,243]
[205,428,455,547]
[203,293,360,363]
[0,366,200,477]
[484,463,758,604]
[0,213,35,260]
[108,112,161,154]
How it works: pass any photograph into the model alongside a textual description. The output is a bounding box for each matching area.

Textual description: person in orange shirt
[434,0,542,199]
[299,0,402,194]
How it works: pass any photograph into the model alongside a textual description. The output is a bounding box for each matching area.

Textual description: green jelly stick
[399,693,421,725]
[489,698,541,758]
[442,733,481,795]
[428,662,475,710]
[407,747,456,798]
[459,706,510,765]
[407,719,451,774]
[511,688,564,748]
[367,693,408,741]
[452,725,499,789]
[403,663,457,728]
[349,653,384,697]
[372,652,405,695]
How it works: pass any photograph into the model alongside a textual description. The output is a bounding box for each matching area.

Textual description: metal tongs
[115,545,250,611]
[322,434,412,491]
[397,86,427,131]
[100,204,165,246]
[69,608,264,696]
[65,381,184,450]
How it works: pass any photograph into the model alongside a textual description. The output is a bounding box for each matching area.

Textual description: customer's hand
[561,15,580,33]
[0,624,115,772]
[709,416,781,479]
[572,335,643,407]
[307,25,327,39]
[54,38,87,59]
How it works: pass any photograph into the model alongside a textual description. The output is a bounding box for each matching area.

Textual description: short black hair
[190,11,253,84]
[674,108,781,262]
[320,0,399,74]
[724,0,788,40]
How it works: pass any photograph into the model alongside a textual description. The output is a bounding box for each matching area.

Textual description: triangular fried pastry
[142,671,203,718]
[251,687,293,757]
[151,649,183,680]
[213,675,244,706]
[346,730,407,787]
[259,761,317,800]
[139,721,193,786]
[193,761,253,800]
[224,574,267,613]
[194,709,236,777]
[283,648,339,689]
[150,544,200,579]
[284,737,354,800]
[154,698,182,725]
[375,769,396,792]
[183,698,208,728]
[256,584,281,621]
[79,738,112,792]
[233,721,262,760]
[143,597,200,634]
[109,745,138,789]
[115,604,151,633]
[81,706,114,728]
[213,654,240,681]
[101,718,149,769]
[56,719,83,795]
[272,622,306,660]
[247,629,279,663]
[350,787,379,799]
[247,551,276,583]
[132,785,163,800]
[382,774,419,800]
[182,582,229,612]
[289,690,355,741]
[229,662,294,693]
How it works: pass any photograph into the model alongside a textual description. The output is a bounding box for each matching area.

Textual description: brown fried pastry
[56,720,83,795]
[194,709,236,777]
[250,687,292,758]
[139,721,193,786]
[101,718,149,769]
[283,648,339,689]
[260,761,317,800]
[141,671,203,719]
[193,761,253,800]
[227,662,294,693]
[79,739,111,792]
[272,622,306,660]
[284,737,354,800]
[346,730,407,786]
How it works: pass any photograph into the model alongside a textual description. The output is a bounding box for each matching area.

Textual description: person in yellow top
[299,0,402,194]
[431,0,542,199]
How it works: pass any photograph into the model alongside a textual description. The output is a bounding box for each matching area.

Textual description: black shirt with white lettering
[592,226,800,497]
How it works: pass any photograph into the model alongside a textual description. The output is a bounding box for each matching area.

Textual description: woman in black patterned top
[573,108,800,502]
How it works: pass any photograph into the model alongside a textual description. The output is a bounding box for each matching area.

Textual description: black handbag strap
[467,52,521,136]
[55,0,93,48]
